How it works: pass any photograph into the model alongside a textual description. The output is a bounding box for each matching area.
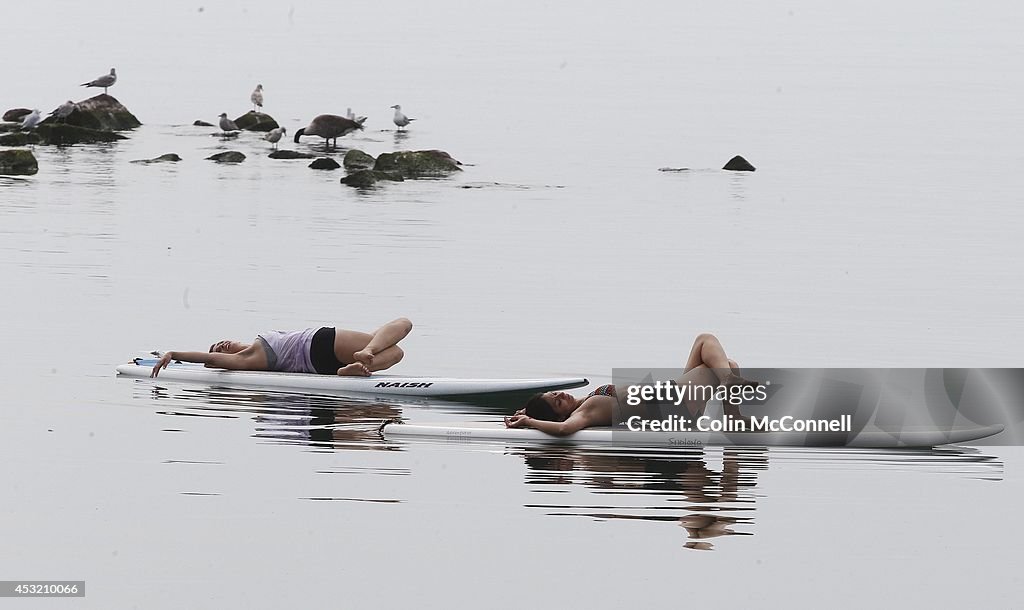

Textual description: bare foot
[352,348,375,367]
[337,363,371,377]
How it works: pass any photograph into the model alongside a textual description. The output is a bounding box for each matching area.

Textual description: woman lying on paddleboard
[150,318,413,378]
[504,333,755,436]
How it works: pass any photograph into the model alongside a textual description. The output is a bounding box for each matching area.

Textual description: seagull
[81,68,117,94]
[218,112,240,134]
[264,126,286,149]
[20,109,42,130]
[294,114,365,150]
[391,104,414,130]
[49,100,76,122]
[251,84,264,112]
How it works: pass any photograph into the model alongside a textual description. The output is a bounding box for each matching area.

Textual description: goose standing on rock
[251,84,264,112]
[218,112,240,134]
[49,100,76,122]
[391,104,414,130]
[81,68,117,94]
[293,114,365,150]
[264,126,286,149]
[20,109,42,130]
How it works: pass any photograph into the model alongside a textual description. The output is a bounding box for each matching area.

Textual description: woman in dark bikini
[150,318,413,378]
[504,333,753,436]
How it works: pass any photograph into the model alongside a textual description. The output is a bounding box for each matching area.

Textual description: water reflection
[140,384,403,450]
[514,444,1001,550]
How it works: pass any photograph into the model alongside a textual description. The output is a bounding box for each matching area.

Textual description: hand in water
[151,353,173,378]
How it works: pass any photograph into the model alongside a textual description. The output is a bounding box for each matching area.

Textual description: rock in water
[234,111,279,132]
[206,151,245,163]
[722,155,755,172]
[0,149,38,175]
[343,149,376,170]
[131,153,182,164]
[373,150,462,177]
[309,157,341,170]
[340,169,405,188]
[0,124,126,146]
[3,108,31,122]
[65,94,141,131]
[193,120,214,127]
[268,150,315,159]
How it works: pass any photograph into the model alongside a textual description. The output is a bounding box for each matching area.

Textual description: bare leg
[334,318,413,370]
[683,333,736,384]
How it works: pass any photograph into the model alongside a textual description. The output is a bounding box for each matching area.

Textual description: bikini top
[586,384,617,399]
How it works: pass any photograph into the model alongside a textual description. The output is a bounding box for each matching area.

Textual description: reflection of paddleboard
[116,360,588,397]
[380,420,1005,448]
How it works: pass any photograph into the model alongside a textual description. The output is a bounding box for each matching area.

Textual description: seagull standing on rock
[20,109,42,130]
[218,112,240,134]
[251,84,264,112]
[391,104,414,130]
[49,100,76,122]
[81,68,117,94]
[264,126,286,149]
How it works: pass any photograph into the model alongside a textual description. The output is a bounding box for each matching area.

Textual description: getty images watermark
[610,368,1024,445]
[621,379,851,433]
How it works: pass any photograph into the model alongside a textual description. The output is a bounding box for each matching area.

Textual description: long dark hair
[524,393,560,421]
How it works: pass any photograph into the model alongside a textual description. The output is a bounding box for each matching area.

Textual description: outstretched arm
[150,350,263,377]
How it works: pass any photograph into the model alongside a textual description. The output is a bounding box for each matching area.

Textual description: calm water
[2,1,1023,607]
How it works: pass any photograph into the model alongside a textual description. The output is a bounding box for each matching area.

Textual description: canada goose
[293,114,365,150]
[264,126,286,149]
[81,68,117,94]
[391,104,414,130]
[251,84,264,112]
[218,112,240,133]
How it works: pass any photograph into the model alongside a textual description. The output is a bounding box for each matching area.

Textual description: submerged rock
[62,94,141,131]
[309,157,340,170]
[722,155,755,172]
[193,120,214,127]
[206,151,245,163]
[340,169,404,188]
[373,149,461,177]
[0,149,38,175]
[343,149,375,170]
[234,111,279,132]
[2,108,31,122]
[268,150,315,159]
[131,153,181,164]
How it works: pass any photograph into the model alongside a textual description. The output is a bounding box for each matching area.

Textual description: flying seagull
[391,104,414,130]
[251,84,264,112]
[20,109,42,130]
[264,126,286,149]
[218,112,240,134]
[49,100,76,122]
[82,68,117,94]
[294,114,365,150]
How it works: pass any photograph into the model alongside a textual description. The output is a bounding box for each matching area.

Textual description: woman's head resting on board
[209,340,248,354]
[524,391,578,421]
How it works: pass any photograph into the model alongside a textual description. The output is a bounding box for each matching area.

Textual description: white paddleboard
[380,420,1005,448]
[116,359,588,397]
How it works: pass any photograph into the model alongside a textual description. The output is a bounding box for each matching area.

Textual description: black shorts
[310,327,346,375]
